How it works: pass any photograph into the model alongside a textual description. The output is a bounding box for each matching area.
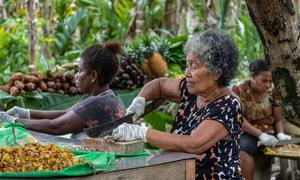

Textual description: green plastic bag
[0,123,38,146]
[0,123,151,177]
[0,123,115,177]
[0,150,115,177]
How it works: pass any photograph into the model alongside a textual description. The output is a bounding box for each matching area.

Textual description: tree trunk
[27,0,38,67]
[245,0,300,125]
[186,5,199,34]
[176,0,188,35]
[135,1,146,37]
[0,0,8,19]
[162,0,176,34]
[42,0,50,59]
[204,0,219,29]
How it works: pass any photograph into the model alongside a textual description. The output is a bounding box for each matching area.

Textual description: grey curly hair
[184,30,238,86]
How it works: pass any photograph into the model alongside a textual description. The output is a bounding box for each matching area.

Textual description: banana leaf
[0,88,141,111]
[0,91,16,110]
[115,88,141,108]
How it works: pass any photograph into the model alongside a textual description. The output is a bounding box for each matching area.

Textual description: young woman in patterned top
[112,31,244,179]
[232,59,291,180]
[0,42,125,140]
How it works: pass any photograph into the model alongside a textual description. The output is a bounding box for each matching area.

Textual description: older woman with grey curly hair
[112,31,243,179]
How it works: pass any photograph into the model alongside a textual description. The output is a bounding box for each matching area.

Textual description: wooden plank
[185,159,195,180]
[63,159,195,180]
[82,137,144,154]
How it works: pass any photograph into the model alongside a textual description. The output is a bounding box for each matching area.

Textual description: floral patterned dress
[232,79,280,134]
[171,79,243,179]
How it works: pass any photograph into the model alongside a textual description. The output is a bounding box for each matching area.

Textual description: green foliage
[231,6,264,80]
[55,0,75,22]
[0,91,16,111]
[0,18,29,84]
[122,32,161,64]
[80,0,133,42]
[123,31,187,76]
[144,0,164,31]
[0,1,266,135]
[191,0,205,25]
[0,88,142,111]
[163,35,187,69]
[219,0,230,29]
[143,111,175,149]
[0,90,83,110]
[144,111,174,132]
[55,8,88,56]
[20,91,81,111]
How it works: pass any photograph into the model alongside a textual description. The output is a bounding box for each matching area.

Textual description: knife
[275,137,300,146]
[84,99,164,138]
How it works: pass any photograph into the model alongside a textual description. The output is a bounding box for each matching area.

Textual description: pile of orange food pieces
[0,143,85,172]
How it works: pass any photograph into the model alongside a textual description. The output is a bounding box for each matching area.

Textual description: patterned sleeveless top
[171,79,243,179]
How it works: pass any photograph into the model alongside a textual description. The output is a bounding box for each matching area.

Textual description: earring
[214,75,220,81]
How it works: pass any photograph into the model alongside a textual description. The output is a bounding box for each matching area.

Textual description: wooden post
[185,159,195,180]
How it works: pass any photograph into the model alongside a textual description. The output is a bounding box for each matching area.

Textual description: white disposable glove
[277,132,292,140]
[112,123,148,142]
[126,96,145,122]
[257,133,278,147]
[7,106,30,119]
[0,112,17,123]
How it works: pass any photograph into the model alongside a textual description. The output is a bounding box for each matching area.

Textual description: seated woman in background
[0,41,125,140]
[232,59,291,180]
[111,31,243,179]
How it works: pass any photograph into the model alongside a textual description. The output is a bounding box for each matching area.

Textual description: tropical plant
[79,0,133,42]
[54,8,88,57]
[0,18,29,84]
[231,3,263,81]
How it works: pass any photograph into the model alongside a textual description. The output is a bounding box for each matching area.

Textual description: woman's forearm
[16,111,85,135]
[273,106,284,134]
[242,119,263,137]
[146,120,229,155]
[30,110,67,119]
[146,129,204,154]
[274,120,284,134]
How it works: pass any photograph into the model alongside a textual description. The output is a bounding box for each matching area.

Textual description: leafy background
[0,0,266,135]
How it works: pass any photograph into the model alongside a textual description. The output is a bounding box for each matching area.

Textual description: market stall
[0,124,196,179]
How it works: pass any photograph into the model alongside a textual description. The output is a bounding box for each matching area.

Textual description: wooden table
[63,152,196,180]
[30,131,197,180]
[263,150,300,180]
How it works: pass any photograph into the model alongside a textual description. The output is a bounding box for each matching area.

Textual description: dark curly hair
[184,30,238,86]
[249,58,270,75]
[81,41,121,87]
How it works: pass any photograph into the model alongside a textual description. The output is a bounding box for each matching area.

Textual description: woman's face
[184,53,218,95]
[75,60,94,94]
[252,71,272,93]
